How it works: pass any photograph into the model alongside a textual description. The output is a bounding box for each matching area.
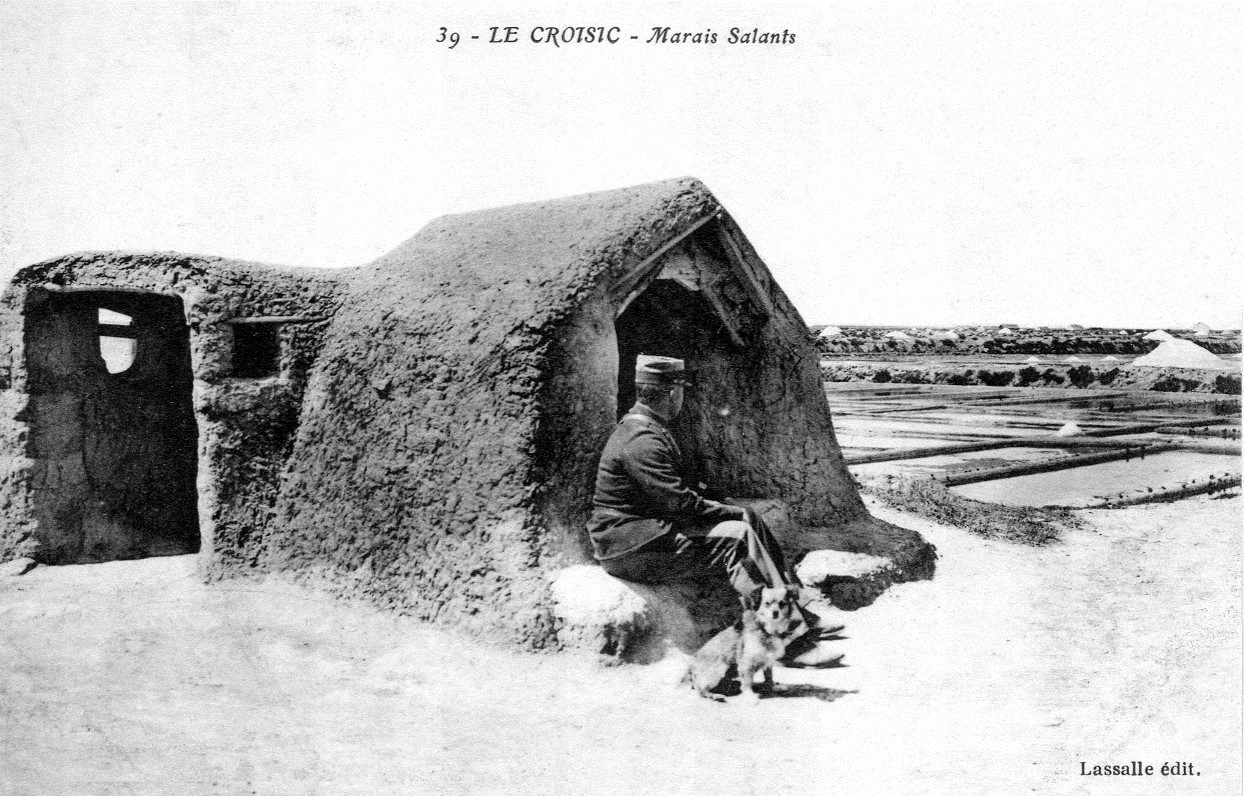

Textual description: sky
[1,2,1240,329]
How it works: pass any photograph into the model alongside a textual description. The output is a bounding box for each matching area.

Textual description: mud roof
[354,176,790,349]
[10,250,342,288]
[367,176,720,290]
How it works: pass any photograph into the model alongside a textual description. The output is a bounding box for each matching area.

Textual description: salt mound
[1130,339,1230,369]
[1102,355,1120,361]
[1065,356,1084,363]
[1143,329,1176,341]
[1025,356,1041,364]
[1055,422,1082,437]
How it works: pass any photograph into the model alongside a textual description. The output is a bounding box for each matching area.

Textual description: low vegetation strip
[861,476,1079,546]
[822,362,1241,394]
[813,326,1241,357]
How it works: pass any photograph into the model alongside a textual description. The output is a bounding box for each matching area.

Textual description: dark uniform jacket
[587,403,745,561]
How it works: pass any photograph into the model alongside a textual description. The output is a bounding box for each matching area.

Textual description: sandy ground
[1,495,1240,796]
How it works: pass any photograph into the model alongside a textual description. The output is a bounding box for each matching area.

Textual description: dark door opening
[23,290,200,563]
[614,279,738,490]
[615,280,704,415]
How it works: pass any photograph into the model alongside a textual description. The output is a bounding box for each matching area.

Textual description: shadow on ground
[706,680,857,703]
[766,684,858,703]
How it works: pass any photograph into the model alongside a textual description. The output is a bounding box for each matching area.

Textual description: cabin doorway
[614,280,706,415]
[22,289,200,563]
[613,279,739,487]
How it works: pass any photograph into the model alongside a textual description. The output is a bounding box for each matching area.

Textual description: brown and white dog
[686,586,801,703]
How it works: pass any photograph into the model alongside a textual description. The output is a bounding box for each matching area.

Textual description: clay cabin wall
[262,178,923,648]
[265,181,738,646]
[262,277,550,642]
[0,253,342,567]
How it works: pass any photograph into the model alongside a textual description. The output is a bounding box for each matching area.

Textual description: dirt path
[2,496,1239,795]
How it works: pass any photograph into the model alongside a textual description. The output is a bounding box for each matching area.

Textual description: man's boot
[781,634,845,668]
[794,588,846,638]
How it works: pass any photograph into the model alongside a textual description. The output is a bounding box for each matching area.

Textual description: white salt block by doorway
[796,549,901,610]
[548,565,736,661]
[796,549,894,585]
[0,557,37,577]
[549,565,652,659]
[549,565,649,625]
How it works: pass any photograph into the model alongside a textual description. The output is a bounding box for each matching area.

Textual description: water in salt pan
[950,451,1240,507]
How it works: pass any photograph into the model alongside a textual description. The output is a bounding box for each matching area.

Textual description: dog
[686,585,801,703]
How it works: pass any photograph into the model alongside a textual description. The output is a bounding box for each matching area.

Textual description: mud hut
[0,177,934,649]
[0,254,341,567]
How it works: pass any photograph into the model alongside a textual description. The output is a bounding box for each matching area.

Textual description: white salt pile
[1131,339,1231,369]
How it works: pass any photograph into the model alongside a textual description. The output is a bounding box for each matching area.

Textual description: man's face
[669,384,685,418]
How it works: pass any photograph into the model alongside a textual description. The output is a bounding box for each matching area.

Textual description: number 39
[437,27,460,49]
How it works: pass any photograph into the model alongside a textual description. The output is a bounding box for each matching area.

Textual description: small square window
[232,324,280,378]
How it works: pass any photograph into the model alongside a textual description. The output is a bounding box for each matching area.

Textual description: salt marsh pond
[829,382,1240,508]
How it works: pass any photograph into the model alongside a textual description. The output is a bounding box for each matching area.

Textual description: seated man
[587,354,844,666]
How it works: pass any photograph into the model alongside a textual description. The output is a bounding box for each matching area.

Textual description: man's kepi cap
[635,354,687,385]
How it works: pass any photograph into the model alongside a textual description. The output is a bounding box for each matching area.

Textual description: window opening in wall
[97,308,136,374]
[99,308,132,326]
[231,323,281,378]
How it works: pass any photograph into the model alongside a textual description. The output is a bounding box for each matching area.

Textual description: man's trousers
[598,512,795,598]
